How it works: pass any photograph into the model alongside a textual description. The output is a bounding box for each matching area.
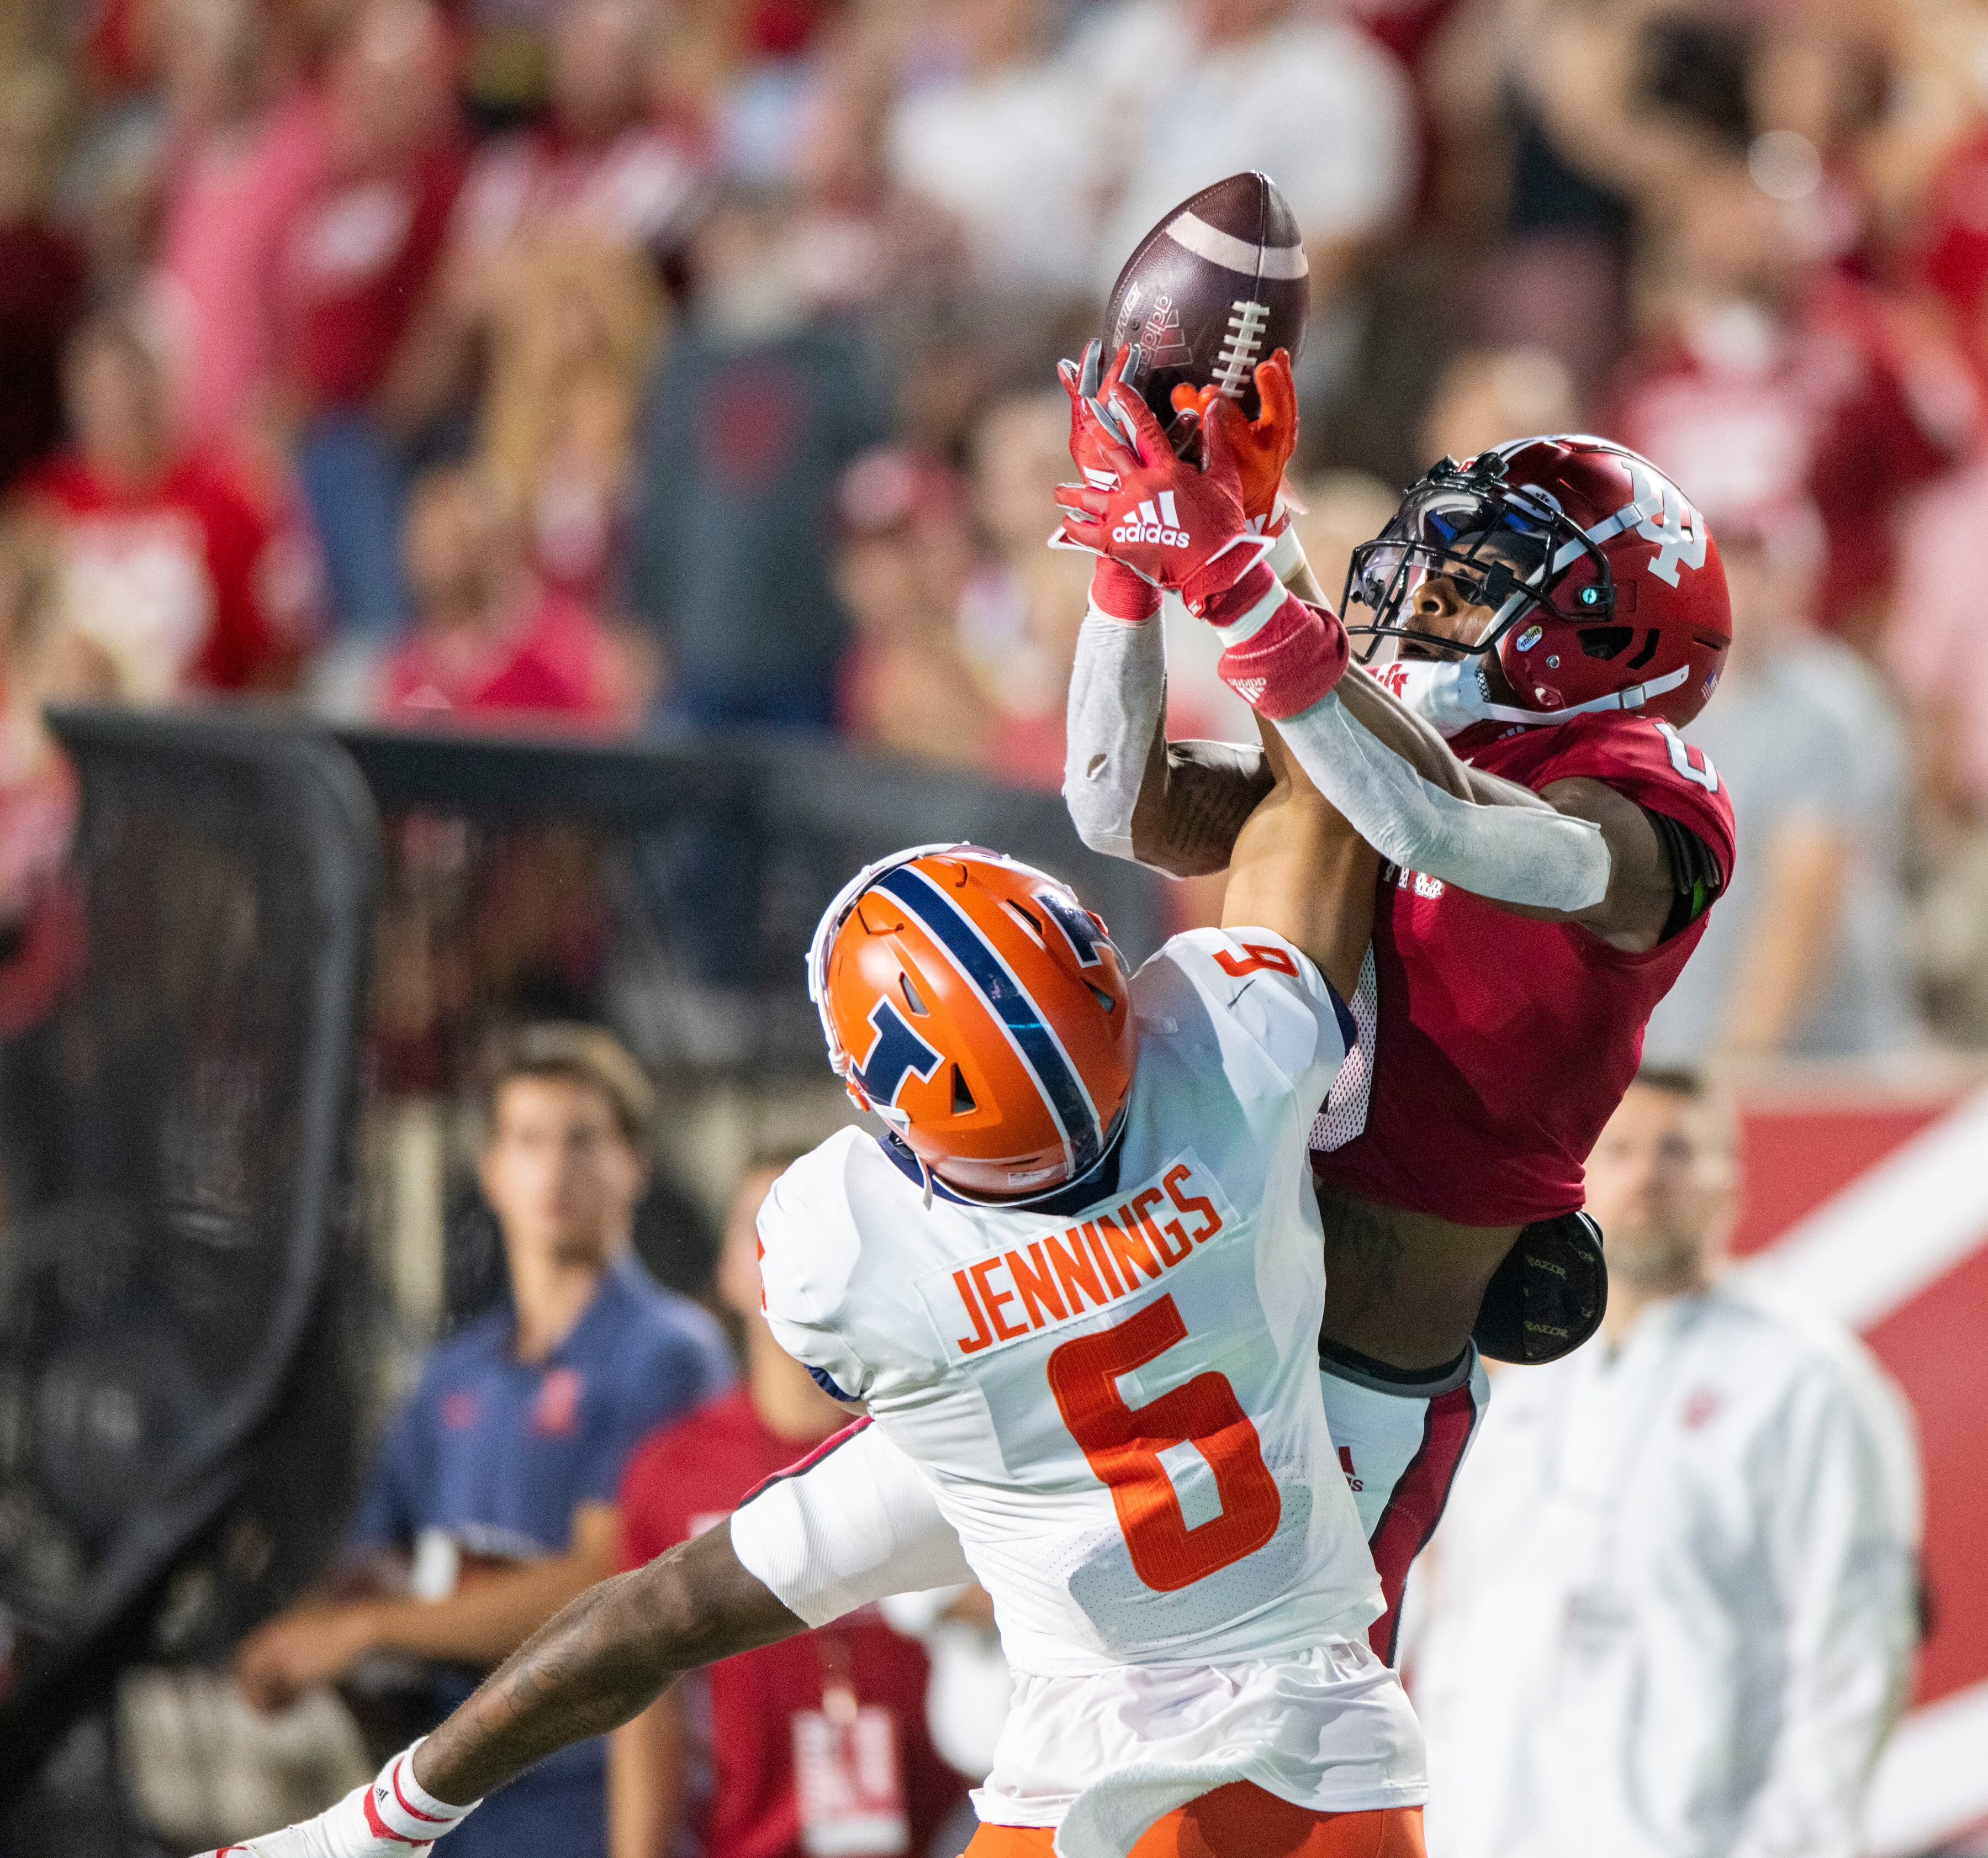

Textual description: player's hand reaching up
[1052,383,1268,615]
[1057,340,1143,494]
[1057,340,1162,624]
[1170,348,1299,527]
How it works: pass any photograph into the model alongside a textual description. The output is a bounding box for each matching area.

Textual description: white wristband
[197,1742,479,1858]
[363,1743,478,1843]
[1265,503,1307,586]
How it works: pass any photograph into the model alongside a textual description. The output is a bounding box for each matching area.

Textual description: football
[1101,171,1310,428]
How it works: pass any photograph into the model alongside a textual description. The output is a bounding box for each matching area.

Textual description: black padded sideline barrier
[0,710,1164,1824]
[332,719,1167,1020]
[0,708,377,1796]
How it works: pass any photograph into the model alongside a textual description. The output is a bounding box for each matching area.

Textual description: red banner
[1729,1079,1988,1854]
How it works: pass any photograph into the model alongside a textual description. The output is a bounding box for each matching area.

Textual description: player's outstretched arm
[199,1527,805,1855]
[1059,381,1683,951]
[1058,340,1272,878]
[413,1525,797,1804]
[1308,667,1680,951]
[1221,722,1378,1002]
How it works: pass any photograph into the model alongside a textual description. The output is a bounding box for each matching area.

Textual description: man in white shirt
[1407,1067,1923,1858]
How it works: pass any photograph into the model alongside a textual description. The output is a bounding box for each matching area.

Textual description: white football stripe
[1733,1086,1988,1329]
[1164,210,1308,280]
[1866,1680,1988,1855]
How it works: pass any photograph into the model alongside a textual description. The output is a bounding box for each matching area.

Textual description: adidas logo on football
[1112,491,1189,548]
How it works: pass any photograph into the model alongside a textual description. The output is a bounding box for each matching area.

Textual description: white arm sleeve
[728,1421,973,1629]
[1275,690,1611,910]
[1062,609,1166,862]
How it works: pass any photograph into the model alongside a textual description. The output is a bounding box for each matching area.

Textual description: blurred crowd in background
[5,0,1988,1059]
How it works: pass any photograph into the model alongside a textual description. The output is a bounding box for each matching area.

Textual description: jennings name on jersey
[757,927,1381,1681]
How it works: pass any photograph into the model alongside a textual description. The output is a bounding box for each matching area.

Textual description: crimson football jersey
[1312,711,1736,1226]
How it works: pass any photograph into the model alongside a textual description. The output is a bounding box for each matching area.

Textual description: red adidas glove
[1055,341,1159,623]
[1170,348,1298,527]
[1052,390,1269,612]
[1058,340,1144,493]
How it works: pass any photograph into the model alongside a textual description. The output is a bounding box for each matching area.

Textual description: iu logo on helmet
[855,996,943,1109]
[1624,462,1708,588]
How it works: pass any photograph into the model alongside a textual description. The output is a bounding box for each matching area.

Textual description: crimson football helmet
[1344,435,1732,728]
[808,844,1138,1202]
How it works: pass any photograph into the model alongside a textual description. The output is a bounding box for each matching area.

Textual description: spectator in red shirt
[609,1155,967,1858]
[378,462,633,730]
[281,0,467,637]
[1601,163,1978,643]
[18,311,314,700]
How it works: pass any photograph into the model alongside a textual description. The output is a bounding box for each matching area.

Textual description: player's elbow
[1065,800,1137,865]
[623,1527,803,1680]
[1062,759,1140,864]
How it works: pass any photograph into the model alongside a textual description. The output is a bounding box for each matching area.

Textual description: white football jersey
[757,925,1384,1680]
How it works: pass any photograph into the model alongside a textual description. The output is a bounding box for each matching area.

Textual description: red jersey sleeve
[1502,711,1737,889]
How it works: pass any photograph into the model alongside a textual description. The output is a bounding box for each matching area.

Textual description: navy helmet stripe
[875,865,1103,1174]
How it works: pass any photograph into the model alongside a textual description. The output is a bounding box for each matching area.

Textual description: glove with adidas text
[1056,340,1161,624]
[1051,383,1270,612]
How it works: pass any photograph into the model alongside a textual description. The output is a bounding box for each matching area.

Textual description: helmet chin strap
[1376,658,1691,737]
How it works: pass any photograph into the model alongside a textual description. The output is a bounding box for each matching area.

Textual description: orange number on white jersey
[1046,1294,1281,1591]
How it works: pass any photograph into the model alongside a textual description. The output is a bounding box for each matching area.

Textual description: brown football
[1101,172,1309,427]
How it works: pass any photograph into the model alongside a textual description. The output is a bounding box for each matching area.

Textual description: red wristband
[1090,557,1161,624]
[1217,593,1351,719]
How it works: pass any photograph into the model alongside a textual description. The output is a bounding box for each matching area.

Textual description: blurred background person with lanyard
[610,1154,967,1858]
[232,1025,733,1858]
[1405,1067,1923,1858]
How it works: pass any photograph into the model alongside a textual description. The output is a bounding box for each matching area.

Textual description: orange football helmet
[808,844,1138,1202]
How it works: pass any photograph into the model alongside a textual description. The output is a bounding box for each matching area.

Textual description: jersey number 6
[1046,1294,1282,1591]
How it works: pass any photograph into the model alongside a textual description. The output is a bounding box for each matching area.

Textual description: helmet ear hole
[1578,626,1632,661]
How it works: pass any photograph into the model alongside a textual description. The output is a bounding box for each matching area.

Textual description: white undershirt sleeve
[1062,610,1166,863]
[728,1421,974,1629]
[1274,690,1612,911]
